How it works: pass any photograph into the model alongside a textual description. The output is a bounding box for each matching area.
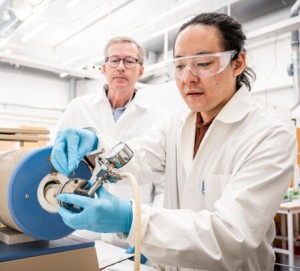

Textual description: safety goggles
[170,50,237,80]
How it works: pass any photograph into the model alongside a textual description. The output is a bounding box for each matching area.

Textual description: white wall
[246,34,296,122]
[76,78,105,96]
[242,7,297,121]
[0,66,68,131]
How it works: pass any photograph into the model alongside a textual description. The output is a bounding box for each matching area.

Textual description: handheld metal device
[57,142,133,212]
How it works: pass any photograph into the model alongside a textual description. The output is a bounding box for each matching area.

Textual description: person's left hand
[125,246,148,264]
[57,186,133,234]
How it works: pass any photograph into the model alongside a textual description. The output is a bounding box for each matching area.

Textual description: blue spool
[7,145,91,240]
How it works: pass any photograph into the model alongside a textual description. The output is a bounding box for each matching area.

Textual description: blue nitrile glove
[51,128,98,176]
[125,246,148,264]
[57,186,133,234]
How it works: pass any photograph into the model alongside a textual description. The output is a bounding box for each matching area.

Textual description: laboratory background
[0,0,300,271]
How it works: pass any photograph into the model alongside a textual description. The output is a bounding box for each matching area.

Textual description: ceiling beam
[0,53,103,79]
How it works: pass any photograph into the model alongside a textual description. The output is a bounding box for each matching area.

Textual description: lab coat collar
[215,85,253,124]
[91,84,151,110]
[181,85,253,124]
[90,85,108,104]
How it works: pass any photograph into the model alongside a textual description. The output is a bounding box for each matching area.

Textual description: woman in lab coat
[52,12,296,270]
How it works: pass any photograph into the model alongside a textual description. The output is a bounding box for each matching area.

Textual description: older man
[54,36,165,248]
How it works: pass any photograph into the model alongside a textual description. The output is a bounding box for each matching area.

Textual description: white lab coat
[99,86,296,270]
[55,85,166,246]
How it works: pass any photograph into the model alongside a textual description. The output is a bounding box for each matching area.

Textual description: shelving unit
[0,128,50,147]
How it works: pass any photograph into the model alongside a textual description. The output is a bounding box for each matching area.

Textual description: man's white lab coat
[55,86,166,246]
[99,86,296,270]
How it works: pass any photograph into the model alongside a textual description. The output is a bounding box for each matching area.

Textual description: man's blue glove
[125,246,148,264]
[51,128,98,176]
[57,186,133,234]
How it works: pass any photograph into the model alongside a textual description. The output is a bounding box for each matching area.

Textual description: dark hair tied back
[175,12,256,91]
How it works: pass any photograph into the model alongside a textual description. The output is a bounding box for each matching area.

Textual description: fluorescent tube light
[59,72,69,78]
[66,0,82,9]
[21,21,48,42]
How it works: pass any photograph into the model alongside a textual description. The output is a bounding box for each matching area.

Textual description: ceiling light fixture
[29,0,45,6]
[10,0,33,21]
[59,72,69,78]
[66,0,82,9]
[20,21,48,42]
[4,48,12,54]
[2,10,11,21]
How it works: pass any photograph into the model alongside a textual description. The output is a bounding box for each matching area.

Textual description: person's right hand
[57,186,133,234]
[51,128,98,176]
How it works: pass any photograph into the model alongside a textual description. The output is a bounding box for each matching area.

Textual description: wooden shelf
[0,127,50,146]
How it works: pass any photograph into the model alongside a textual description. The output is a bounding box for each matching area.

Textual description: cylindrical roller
[0,145,91,240]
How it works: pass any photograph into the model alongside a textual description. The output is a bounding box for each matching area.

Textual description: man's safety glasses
[170,50,237,80]
[105,56,142,69]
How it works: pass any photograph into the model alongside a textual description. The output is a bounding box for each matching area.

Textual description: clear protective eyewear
[171,50,237,80]
[105,56,142,69]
